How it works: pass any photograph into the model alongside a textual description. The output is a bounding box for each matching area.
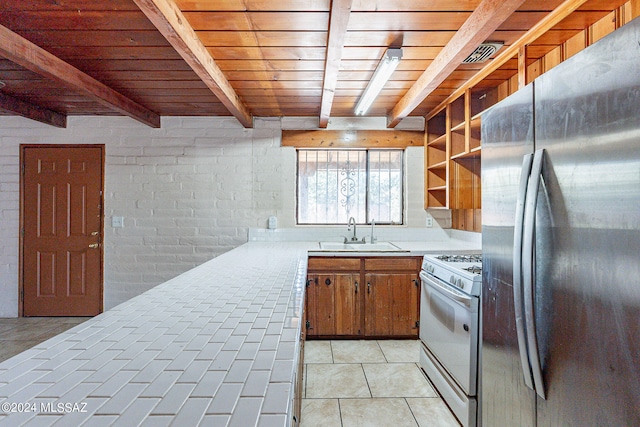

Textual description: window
[297,149,404,225]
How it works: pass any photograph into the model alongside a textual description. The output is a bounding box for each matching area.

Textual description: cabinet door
[306,273,360,337]
[365,273,420,337]
[393,273,420,337]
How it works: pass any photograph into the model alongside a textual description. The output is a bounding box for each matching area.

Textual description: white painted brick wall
[0,115,430,317]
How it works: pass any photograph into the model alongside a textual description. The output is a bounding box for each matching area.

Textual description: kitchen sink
[317,241,407,252]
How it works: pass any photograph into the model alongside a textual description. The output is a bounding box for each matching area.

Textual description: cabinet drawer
[307,257,360,271]
[364,257,421,272]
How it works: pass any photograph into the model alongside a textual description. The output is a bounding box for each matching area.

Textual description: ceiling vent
[462,42,504,63]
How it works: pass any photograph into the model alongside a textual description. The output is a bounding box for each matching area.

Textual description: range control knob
[450,276,464,289]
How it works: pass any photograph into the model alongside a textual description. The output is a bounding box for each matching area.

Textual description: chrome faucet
[347,217,358,242]
[370,219,377,243]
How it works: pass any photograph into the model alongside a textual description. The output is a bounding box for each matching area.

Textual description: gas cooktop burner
[435,254,482,263]
[463,266,482,275]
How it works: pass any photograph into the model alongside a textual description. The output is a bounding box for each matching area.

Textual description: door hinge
[415,320,420,328]
[20,288,24,302]
[306,279,312,288]
[21,163,25,175]
[21,228,24,237]
[305,320,311,330]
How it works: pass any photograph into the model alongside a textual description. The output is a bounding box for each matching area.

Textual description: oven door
[419,270,479,395]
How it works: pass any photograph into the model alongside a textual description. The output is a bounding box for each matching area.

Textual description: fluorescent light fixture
[354,48,402,116]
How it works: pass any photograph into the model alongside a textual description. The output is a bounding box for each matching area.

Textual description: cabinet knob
[325,278,331,286]
[367,282,371,293]
[355,282,358,293]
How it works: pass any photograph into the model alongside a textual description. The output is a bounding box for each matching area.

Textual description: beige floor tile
[304,340,333,364]
[0,340,39,362]
[331,340,385,363]
[363,363,437,398]
[340,398,418,427]
[306,364,370,399]
[303,364,307,399]
[377,340,420,363]
[300,399,341,427]
[0,317,90,363]
[406,398,461,427]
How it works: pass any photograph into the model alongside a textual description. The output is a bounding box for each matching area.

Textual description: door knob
[88,243,99,249]
[91,231,99,236]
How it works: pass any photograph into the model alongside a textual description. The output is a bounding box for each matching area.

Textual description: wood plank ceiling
[0,0,629,128]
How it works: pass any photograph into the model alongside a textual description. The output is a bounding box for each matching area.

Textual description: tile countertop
[0,237,481,426]
[0,243,309,427]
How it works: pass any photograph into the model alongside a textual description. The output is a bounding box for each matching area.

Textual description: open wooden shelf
[451,149,481,161]
[424,90,482,231]
[451,121,465,132]
[427,134,446,148]
[427,160,447,170]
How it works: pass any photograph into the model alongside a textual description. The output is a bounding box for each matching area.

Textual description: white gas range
[419,254,482,427]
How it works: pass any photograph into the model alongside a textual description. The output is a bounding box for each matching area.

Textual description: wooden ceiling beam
[134,0,253,128]
[0,92,67,128]
[425,0,596,120]
[0,24,160,128]
[386,0,526,128]
[282,129,423,148]
[319,0,353,128]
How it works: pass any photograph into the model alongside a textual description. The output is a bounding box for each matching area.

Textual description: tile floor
[0,317,90,363]
[301,340,460,427]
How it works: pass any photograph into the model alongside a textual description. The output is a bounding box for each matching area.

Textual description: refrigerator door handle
[513,152,535,392]
[522,148,546,400]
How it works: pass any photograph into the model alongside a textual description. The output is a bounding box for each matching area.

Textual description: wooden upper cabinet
[424,90,483,232]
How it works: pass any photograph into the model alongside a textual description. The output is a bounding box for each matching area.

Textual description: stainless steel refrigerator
[481,17,640,427]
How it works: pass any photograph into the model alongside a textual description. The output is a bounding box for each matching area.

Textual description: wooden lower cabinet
[306,272,361,337]
[365,273,420,337]
[306,256,420,339]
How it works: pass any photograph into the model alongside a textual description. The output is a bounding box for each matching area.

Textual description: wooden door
[365,273,420,337]
[22,145,104,316]
[364,273,390,336]
[306,273,360,337]
[305,274,334,337]
[334,273,360,336]
[391,273,420,336]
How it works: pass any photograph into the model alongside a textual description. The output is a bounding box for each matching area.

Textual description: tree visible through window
[297,149,403,225]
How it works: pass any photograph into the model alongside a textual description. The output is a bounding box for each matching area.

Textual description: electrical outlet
[111,216,124,228]
[268,216,277,229]
[426,216,433,228]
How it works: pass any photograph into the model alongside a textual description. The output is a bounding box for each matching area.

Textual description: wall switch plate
[268,216,277,229]
[112,216,124,228]
[425,216,433,228]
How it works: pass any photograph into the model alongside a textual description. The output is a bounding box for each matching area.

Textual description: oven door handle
[420,271,473,306]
